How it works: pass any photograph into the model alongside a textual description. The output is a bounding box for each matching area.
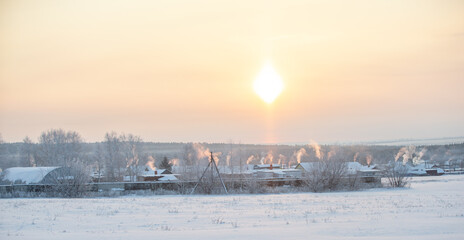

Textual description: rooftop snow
[2,167,60,184]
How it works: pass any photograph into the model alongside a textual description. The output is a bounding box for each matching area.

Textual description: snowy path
[1,175,463,240]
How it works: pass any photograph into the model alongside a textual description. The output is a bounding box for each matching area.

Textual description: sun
[254,63,284,103]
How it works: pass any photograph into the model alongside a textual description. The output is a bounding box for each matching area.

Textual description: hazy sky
[1,0,463,144]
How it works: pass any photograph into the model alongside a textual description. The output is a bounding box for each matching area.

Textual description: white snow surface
[1,175,464,240]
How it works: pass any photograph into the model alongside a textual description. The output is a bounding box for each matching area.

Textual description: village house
[137,167,177,181]
[295,162,382,182]
[406,163,444,176]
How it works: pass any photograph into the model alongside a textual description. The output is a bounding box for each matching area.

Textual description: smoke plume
[309,140,322,160]
[169,158,179,166]
[193,143,211,160]
[263,151,274,164]
[246,155,255,165]
[146,156,156,170]
[366,154,372,166]
[394,147,407,162]
[278,154,287,165]
[395,145,423,165]
[226,152,232,166]
[294,148,308,164]
[412,148,427,165]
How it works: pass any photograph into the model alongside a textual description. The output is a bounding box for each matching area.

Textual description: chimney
[155,170,158,175]
[270,164,273,170]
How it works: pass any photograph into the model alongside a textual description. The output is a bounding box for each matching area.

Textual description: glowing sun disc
[254,63,283,103]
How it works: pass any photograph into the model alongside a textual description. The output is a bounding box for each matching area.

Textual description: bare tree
[180,143,205,180]
[324,157,347,189]
[303,150,348,192]
[20,136,36,167]
[103,132,124,182]
[122,134,143,182]
[35,129,83,167]
[0,134,8,171]
[182,143,196,166]
[102,132,144,182]
[384,161,410,188]
[91,144,106,182]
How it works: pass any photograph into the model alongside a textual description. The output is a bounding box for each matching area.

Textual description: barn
[1,167,82,184]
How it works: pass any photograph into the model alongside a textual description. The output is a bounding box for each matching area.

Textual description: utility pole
[191,151,228,194]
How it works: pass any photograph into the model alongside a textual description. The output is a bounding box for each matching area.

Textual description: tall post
[190,151,228,194]
[190,159,212,194]
[211,151,228,194]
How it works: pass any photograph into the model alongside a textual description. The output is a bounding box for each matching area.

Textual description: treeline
[0,129,162,182]
[1,129,464,179]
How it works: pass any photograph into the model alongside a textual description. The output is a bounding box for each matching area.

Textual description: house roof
[295,162,320,171]
[158,175,178,181]
[253,164,282,169]
[346,162,380,174]
[296,162,380,174]
[2,167,60,184]
[140,168,171,177]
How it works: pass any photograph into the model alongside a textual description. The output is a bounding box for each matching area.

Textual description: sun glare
[254,63,284,104]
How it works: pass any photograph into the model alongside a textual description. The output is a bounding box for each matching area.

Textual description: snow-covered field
[1,176,463,240]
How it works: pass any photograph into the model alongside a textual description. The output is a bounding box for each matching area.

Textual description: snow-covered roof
[158,175,178,181]
[410,163,440,170]
[407,167,427,176]
[295,162,320,171]
[296,162,379,174]
[346,162,380,174]
[406,163,444,176]
[2,167,60,184]
[254,164,282,169]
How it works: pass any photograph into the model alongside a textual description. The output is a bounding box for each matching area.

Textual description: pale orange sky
[1,0,463,143]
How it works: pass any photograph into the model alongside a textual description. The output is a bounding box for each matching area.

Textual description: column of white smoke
[309,140,323,160]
